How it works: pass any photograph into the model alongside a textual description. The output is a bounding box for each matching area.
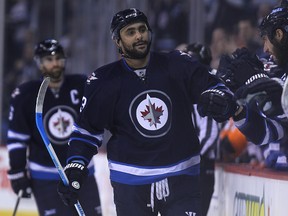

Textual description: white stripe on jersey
[7,142,27,151]
[7,130,30,140]
[72,124,104,142]
[108,155,200,177]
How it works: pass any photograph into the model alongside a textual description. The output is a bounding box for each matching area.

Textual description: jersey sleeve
[67,68,118,165]
[234,102,288,145]
[7,85,34,170]
[169,50,225,104]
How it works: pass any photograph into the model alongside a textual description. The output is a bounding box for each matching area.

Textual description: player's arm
[6,86,32,198]
[217,47,284,117]
[58,72,106,206]
[233,102,287,145]
[66,72,107,165]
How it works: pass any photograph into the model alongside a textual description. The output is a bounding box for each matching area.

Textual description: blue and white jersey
[6,74,94,180]
[68,50,224,185]
[234,64,288,146]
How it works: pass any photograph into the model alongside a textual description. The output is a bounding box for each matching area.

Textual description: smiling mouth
[135,41,147,46]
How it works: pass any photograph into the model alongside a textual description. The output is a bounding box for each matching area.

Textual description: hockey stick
[35,77,86,216]
[12,190,23,216]
[281,76,288,118]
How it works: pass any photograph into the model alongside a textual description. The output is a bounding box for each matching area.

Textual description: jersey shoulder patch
[86,61,121,85]
[11,80,41,99]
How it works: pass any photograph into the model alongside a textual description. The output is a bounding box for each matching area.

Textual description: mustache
[133,40,148,46]
[52,66,63,70]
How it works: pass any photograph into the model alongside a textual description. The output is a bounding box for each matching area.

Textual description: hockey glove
[217,47,266,92]
[185,43,212,66]
[264,150,288,171]
[235,77,283,116]
[7,169,32,198]
[197,88,239,122]
[57,162,88,206]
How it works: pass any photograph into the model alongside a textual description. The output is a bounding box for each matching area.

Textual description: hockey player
[6,39,102,215]
[257,0,288,170]
[57,8,238,216]
[210,0,288,170]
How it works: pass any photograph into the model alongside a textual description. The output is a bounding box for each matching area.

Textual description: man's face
[262,31,288,67]
[118,22,151,59]
[39,54,65,81]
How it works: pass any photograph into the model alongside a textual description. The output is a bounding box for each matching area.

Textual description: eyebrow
[123,23,146,32]
[42,55,63,60]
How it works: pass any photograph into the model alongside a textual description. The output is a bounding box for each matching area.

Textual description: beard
[42,67,64,82]
[122,40,151,59]
[272,45,288,68]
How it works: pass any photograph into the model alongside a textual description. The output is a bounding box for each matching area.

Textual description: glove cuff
[64,162,88,191]
[64,162,86,172]
[7,169,26,180]
[244,73,268,85]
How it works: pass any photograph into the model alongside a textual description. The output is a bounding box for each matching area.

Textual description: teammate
[249,0,288,169]
[206,0,288,169]
[6,39,102,215]
[57,8,238,216]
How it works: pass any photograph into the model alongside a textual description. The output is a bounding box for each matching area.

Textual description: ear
[34,57,42,68]
[115,39,121,48]
[39,64,44,71]
[275,29,284,41]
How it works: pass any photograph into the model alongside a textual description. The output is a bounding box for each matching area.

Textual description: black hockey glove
[217,47,266,92]
[7,169,32,198]
[235,77,283,117]
[186,43,212,66]
[197,88,239,122]
[57,162,88,206]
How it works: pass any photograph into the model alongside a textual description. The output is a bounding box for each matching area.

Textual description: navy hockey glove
[235,77,283,116]
[57,162,88,206]
[7,169,32,198]
[217,47,266,92]
[197,88,239,122]
[185,43,212,66]
[265,150,288,171]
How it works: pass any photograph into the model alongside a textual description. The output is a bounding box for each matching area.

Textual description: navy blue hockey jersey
[68,51,223,185]
[6,74,94,180]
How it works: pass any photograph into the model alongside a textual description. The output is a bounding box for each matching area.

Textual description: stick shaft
[12,190,23,216]
[35,77,86,216]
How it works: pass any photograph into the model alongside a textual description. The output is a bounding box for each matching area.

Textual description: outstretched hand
[217,47,266,93]
[197,88,239,122]
[235,77,283,116]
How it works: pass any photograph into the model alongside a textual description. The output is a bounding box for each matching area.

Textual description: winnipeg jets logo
[130,90,172,138]
[52,109,71,135]
[44,105,77,145]
[87,72,98,84]
[140,94,164,128]
[11,88,20,98]
[137,94,167,131]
